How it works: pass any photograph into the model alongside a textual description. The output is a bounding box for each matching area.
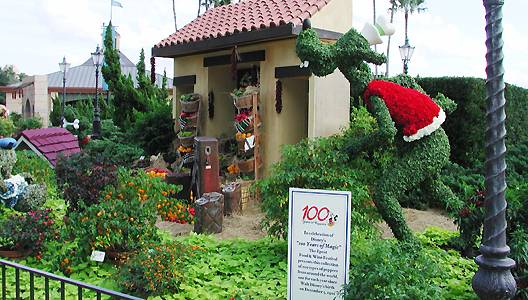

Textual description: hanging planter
[231,86,259,109]
[178,130,196,147]
[234,111,254,133]
[179,112,198,129]
[180,93,201,113]
[236,157,255,173]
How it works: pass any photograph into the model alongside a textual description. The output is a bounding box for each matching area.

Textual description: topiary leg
[374,129,451,242]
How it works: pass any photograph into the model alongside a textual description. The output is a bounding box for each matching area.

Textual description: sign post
[287,188,351,300]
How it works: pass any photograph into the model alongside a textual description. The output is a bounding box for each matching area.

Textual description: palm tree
[373,0,378,76]
[172,0,177,31]
[385,0,397,77]
[385,0,426,76]
[197,0,232,16]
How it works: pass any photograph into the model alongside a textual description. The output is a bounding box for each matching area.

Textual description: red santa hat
[364,80,446,142]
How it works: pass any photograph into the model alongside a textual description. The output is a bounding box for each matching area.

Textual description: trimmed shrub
[130,103,175,155]
[257,107,381,239]
[84,139,144,167]
[416,77,528,169]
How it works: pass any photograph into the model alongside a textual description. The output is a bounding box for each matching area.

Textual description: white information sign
[90,250,106,262]
[287,188,351,300]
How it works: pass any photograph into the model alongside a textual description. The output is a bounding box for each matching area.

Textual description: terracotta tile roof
[19,128,81,166]
[155,0,331,48]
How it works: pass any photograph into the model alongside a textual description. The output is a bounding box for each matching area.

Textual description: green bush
[416,77,528,169]
[67,169,160,256]
[13,150,55,186]
[84,139,144,167]
[118,242,190,297]
[344,229,477,300]
[344,239,443,299]
[13,117,42,134]
[0,118,15,137]
[131,103,175,155]
[257,107,381,239]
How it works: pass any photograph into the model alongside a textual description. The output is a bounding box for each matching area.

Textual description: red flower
[459,207,470,218]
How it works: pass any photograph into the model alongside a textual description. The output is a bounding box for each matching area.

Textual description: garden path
[157,204,457,240]
[378,208,458,238]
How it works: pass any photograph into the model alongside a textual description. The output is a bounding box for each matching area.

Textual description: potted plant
[230,87,258,109]
[234,111,254,133]
[0,209,56,258]
[178,111,198,129]
[179,93,201,113]
[235,132,254,154]
[178,130,196,147]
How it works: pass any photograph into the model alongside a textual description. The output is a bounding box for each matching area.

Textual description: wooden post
[252,93,260,180]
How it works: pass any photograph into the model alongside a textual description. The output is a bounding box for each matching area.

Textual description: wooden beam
[152,24,294,58]
[173,75,196,86]
[274,66,312,78]
[203,50,266,67]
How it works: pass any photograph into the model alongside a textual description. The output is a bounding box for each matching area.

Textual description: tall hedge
[416,77,528,169]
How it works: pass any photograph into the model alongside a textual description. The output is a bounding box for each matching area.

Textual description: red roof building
[16,128,81,167]
[152,0,353,175]
[155,0,331,48]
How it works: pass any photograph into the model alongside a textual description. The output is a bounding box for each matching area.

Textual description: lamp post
[472,0,517,299]
[58,57,70,127]
[91,45,103,139]
[399,38,414,75]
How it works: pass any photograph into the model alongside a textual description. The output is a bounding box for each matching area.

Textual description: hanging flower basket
[232,94,254,109]
[180,94,201,113]
[179,112,198,129]
[234,115,254,133]
[237,157,255,173]
[178,131,196,147]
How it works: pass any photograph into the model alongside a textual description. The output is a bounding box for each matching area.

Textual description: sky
[0,0,526,88]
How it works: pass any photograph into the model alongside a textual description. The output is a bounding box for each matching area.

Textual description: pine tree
[101,22,121,90]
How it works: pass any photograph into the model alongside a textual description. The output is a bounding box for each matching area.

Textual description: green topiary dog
[296,21,458,242]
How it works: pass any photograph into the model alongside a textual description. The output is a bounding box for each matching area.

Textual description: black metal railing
[1,259,143,300]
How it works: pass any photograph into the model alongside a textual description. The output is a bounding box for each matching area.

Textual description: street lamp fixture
[91,45,103,139]
[399,38,415,75]
[58,57,70,127]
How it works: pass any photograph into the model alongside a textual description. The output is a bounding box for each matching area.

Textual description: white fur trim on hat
[403,109,446,142]
[361,23,382,45]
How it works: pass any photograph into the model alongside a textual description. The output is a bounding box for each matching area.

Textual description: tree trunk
[172,0,178,31]
[197,0,201,16]
[373,0,378,76]
[385,1,396,77]
[404,9,409,42]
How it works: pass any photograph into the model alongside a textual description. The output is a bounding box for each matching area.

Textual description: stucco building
[0,26,171,127]
[153,0,352,174]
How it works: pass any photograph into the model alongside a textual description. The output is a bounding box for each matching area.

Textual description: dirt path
[156,201,266,240]
[377,208,458,238]
[157,204,457,240]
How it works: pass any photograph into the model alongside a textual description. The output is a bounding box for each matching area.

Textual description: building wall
[308,71,350,137]
[32,76,50,127]
[5,92,22,116]
[311,0,353,33]
[173,38,350,175]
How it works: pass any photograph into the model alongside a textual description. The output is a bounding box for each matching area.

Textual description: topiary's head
[296,28,338,77]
